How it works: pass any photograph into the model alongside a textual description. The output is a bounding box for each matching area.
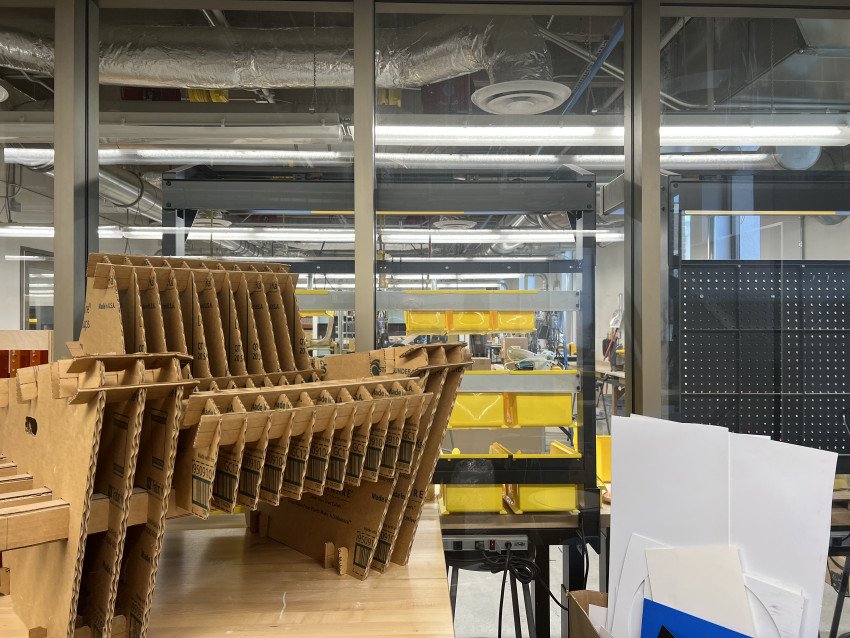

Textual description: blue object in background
[641,599,753,638]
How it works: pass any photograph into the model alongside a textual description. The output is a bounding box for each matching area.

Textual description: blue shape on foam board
[641,599,752,638]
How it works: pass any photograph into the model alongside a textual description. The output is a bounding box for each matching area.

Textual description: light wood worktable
[0,504,455,638]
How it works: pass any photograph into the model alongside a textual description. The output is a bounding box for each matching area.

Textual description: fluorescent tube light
[376,124,624,147]
[659,125,845,146]
[4,254,51,261]
[0,227,55,238]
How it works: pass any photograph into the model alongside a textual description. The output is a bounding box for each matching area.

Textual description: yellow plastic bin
[404,310,448,334]
[508,370,576,427]
[596,434,612,484]
[492,311,536,333]
[449,310,493,334]
[449,393,508,428]
[504,484,578,514]
[439,484,506,514]
[512,394,573,427]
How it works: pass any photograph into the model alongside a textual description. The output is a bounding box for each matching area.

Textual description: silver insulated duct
[0,17,568,114]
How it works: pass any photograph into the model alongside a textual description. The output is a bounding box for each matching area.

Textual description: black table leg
[510,572,523,637]
[566,540,585,590]
[449,566,459,619]
[831,557,850,638]
[600,527,610,593]
[534,544,549,638]
[522,581,537,638]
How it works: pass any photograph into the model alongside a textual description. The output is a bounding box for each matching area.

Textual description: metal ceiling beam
[376,3,626,16]
[99,1,352,11]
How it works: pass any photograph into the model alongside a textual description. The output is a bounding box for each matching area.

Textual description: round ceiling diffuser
[471,80,571,115]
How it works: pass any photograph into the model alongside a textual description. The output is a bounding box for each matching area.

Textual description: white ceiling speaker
[472,80,571,115]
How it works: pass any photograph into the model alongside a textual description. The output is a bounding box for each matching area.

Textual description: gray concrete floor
[449,547,850,637]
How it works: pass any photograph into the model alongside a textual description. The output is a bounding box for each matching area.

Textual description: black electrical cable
[497,546,512,638]
[482,547,570,613]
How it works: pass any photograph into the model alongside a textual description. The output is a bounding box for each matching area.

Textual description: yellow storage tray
[596,434,612,484]
[512,393,573,427]
[439,484,506,514]
[448,392,509,428]
[404,310,448,334]
[449,310,493,334]
[492,311,536,333]
[504,484,578,514]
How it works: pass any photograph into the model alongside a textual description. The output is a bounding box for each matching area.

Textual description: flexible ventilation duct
[0,17,565,114]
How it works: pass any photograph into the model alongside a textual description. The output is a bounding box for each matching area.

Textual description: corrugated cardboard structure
[0,353,196,638]
[0,254,469,637]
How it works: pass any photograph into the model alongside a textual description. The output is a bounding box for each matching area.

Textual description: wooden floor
[0,504,455,638]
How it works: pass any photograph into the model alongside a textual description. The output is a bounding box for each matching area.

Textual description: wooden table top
[0,504,455,638]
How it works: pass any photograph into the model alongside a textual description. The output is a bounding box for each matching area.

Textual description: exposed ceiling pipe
[0,17,568,114]
[539,26,707,111]
[561,22,624,114]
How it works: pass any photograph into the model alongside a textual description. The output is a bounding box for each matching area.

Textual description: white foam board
[607,415,731,630]
[729,434,837,638]
[744,573,803,638]
[609,532,667,637]
[645,546,755,636]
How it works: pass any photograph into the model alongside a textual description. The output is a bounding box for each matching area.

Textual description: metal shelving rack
[160,162,600,499]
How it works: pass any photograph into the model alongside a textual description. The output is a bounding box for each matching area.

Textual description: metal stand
[830,557,850,638]
[449,566,459,618]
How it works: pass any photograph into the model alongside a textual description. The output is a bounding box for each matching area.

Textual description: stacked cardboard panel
[260,343,469,580]
[77,254,311,381]
[0,353,196,638]
[0,254,469,636]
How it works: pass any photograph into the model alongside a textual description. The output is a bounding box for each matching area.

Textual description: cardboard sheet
[645,547,754,636]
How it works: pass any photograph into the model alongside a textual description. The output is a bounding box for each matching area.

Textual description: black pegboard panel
[681,265,738,330]
[803,331,850,394]
[779,330,804,394]
[678,260,850,457]
[739,332,781,393]
[779,395,806,446]
[802,265,850,330]
[681,332,737,393]
[738,395,779,437]
[784,396,850,454]
[738,265,783,330]
[682,395,738,430]
[780,266,803,331]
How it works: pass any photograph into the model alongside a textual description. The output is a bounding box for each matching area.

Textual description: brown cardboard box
[469,357,491,371]
[569,590,608,638]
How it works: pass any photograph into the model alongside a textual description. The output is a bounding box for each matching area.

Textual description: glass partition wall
[658,12,850,467]
[0,7,55,332]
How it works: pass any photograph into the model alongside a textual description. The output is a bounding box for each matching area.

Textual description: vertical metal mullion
[353,0,377,350]
[624,0,663,417]
[54,0,99,358]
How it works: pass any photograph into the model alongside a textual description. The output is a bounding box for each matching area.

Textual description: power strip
[442,534,529,553]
